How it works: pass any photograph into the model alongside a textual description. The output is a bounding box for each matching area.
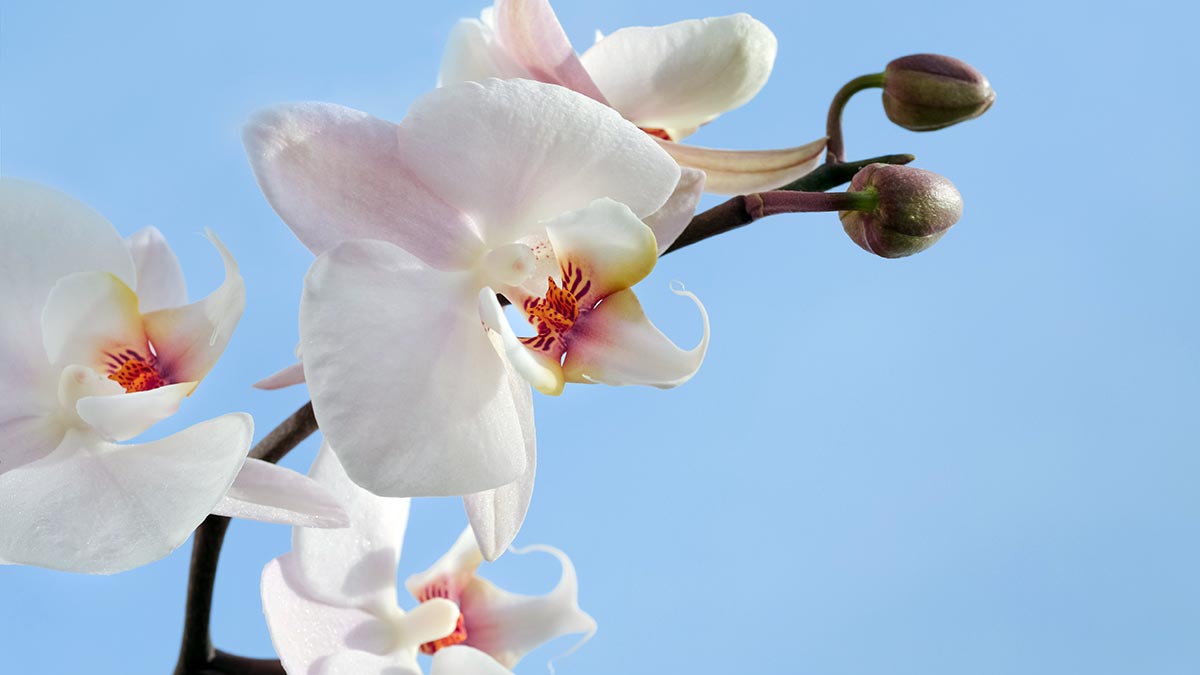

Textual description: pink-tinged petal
[301,240,528,498]
[543,198,658,308]
[243,103,484,269]
[657,136,827,195]
[293,444,410,611]
[492,0,608,103]
[254,360,306,390]
[126,226,187,313]
[463,358,537,561]
[141,229,243,386]
[41,271,145,371]
[0,180,135,470]
[211,457,349,529]
[430,646,515,675]
[439,18,530,86]
[563,285,709,388]
[478,289,564,397]
[643,168,705,255]
[75,382,195,441]
[460,544,596,669]
[580,14,776,133]
[396,79,679,245]
[0,413,251,574]
[262,554,409,675]
[405,526,485,603]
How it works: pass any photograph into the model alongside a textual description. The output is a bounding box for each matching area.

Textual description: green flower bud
[839,164,963,258]
[882,54,995,131]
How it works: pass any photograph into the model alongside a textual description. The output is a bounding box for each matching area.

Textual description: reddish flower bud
[839,164,962,258]
[882,54,995,132]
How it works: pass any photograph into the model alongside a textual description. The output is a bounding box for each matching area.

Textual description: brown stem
[824,73,887,165]
[664,153,912,254]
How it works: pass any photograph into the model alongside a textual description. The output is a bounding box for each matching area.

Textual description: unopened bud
[882,54,995,131]
[839,164,962,258]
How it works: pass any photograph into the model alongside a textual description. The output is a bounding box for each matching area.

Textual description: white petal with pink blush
[440,0,826,193]
[246,78,706,557]
[0,179,346,574]
[262,446,594,673]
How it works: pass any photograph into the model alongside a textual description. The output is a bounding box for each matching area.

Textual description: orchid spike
[244,78,710,559]
[439,0,826,194]
[262,445,595,675]
[0,179,346,574]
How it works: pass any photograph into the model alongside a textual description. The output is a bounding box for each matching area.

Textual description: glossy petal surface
[244,102,484,268]
[0,413,251,573]
[301,240,528,498]
[212,457,350,529]
[396,79,679,245]
[581,14,777,133]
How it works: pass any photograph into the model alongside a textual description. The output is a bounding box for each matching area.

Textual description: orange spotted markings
[105,349,167,393]
[519,262,592,353]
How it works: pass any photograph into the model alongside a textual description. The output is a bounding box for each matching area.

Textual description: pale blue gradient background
[2,0,1197,673]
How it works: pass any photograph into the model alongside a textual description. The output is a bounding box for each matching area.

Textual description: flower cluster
[1,0,991,672]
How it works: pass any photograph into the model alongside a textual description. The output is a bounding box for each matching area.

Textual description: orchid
[0,178,346,574]
[439,0,827,194]
[243,77,709,559]
[262,445,595,675]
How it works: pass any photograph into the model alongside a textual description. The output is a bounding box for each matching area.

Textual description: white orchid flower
[440,0,827,194]
[262,445,594,675]
[243,78,708,559]
[0,178,347,574]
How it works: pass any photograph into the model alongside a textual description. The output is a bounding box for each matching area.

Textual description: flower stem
[663,153,910,255]
[825,72,886,165]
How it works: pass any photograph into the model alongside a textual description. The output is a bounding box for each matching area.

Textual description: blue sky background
[2,0,1197,673]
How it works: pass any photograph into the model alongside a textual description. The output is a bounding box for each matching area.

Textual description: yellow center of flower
[105,349,167,393]
[416,581,468,655]
[641,126,673,140]
[519,262,592,353]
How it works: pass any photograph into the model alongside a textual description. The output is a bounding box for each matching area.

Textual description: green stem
[825,72,886,165]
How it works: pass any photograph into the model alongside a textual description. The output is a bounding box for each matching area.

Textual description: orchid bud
[882,54,995,131]
[839,163,962,258]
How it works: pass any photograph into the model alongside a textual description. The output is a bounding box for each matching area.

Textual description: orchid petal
[293,445,409,611]
[0,414,251,574]
[211,457,349,529]
[563,286,709,388]
[643,168,705,254]
[262,554,409,675]
[543,198,658,308]
[463,357,537,561]
[319,652,421,675]
[430,646,515,675]
[657,136,827,195]
[253,361,306,390]
[396,79,679,245]
[76,382,195,441]
[580,14,776,133]
[0,179,134,471]
[300,240,528,498]
[243,102,484,269]
[41,271,145,371]
[460,544,597,668]
[126,226,187,313]
[405,526,485,603]
[478,289,564,397]
[492,0,608,103]
[438,18,529,86]
[141,229,243,386]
